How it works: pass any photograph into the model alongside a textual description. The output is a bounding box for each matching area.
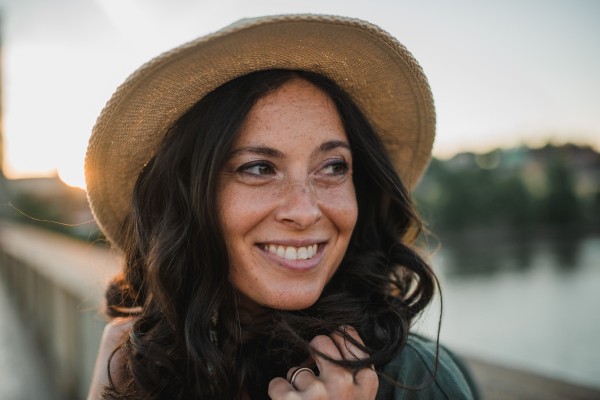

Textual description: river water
[414,226,600,389]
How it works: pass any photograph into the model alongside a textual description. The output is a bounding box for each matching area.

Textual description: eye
[242,162,274,176]
[321,161,348,175]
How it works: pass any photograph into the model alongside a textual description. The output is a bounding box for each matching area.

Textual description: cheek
[218,184,267,296]
[320,182,358,235]
[218,184,270,245]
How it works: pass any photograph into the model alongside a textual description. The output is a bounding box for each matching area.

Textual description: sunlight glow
[1,0,598,183]
[57,167,86,190]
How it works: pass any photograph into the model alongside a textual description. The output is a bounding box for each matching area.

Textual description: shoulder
[375,334,478,400]
[87,318,133,400]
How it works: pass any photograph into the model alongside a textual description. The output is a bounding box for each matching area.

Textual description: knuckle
[339,371,355,386]
[359,369,379,396]
[309,335,332,348]
[308,380,328,398]
[281,393,302,400]
[341,325,360,339]
[331,383,354,399]
[267,378,281,394]
[314,392,329,400]
[314,380,327,393]
[268,379,300,400]
[361,367,378,380]
[356,368,379,388]
[340,324,354,333]
[267,378,280,392]
[326,372,354,395]
[371,377,380,393]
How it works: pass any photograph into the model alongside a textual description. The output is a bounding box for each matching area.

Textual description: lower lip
[257,244,326,271]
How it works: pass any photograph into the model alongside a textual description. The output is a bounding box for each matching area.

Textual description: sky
[0,0,598,189]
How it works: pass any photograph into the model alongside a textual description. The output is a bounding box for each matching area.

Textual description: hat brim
[85,14,436,249]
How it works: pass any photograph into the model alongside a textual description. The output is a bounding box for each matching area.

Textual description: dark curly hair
[102,69,439,400]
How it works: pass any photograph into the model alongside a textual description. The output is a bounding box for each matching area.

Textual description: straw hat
[85,14,436,249]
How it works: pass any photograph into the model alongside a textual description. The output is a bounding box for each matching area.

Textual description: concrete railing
[0,222,120,400]
[1,221,600,400]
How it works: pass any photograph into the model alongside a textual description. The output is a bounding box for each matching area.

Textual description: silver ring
[289,367,315,390]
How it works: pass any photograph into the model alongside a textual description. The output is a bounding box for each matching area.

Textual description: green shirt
[376,334,478,400]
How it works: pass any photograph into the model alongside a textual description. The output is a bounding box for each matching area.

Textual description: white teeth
[277,246,285,258]
[263,243,321,260]
[285,247,297,260]
[298,247,308,260]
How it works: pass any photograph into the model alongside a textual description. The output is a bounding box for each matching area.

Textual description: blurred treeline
[414,144,600,232]
[1,143,598,242]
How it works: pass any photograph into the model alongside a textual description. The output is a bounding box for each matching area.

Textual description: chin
[263,290,322,311]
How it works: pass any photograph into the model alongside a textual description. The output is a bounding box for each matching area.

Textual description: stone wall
[0,222,120,399]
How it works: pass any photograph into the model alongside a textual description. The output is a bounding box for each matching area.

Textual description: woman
[85,15,477,400]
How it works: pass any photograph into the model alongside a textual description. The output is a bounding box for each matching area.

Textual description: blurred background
[0,0,597,399]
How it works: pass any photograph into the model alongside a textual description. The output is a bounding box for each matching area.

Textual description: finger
[286,367,317,391]
[268,377,299,399]
[299,355,317,370]
[330,326,378,389]
[309,335,346,378]
[330,326,369,361]
[330,326,369,360]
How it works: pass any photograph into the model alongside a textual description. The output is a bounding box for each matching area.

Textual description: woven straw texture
[85,14,436,249]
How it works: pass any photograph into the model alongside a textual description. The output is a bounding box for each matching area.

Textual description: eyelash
[237,160,349,177]
[237,161,275,177]
[322,160,349,175]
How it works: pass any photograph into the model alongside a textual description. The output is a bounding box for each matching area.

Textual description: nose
[274,179,322,229]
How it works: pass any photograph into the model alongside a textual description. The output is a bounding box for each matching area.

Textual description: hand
[268,326,378,399]
[86,317,133,400]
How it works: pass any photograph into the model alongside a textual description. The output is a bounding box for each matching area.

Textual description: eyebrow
[312,140,351,156]
[229,146,285,158]
[229,140,351,159]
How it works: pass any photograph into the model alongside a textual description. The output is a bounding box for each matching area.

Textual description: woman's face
[217,78,358,311]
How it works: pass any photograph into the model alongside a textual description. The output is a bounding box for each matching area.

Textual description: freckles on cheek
[219,184,278,260]
[321,185,358,230]
[220,189,254,232]
[223,184,284,228]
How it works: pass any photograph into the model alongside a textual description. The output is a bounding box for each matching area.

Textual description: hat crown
[85,14,435,250]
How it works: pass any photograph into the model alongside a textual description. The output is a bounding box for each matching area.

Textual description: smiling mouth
[259,243,321,260]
